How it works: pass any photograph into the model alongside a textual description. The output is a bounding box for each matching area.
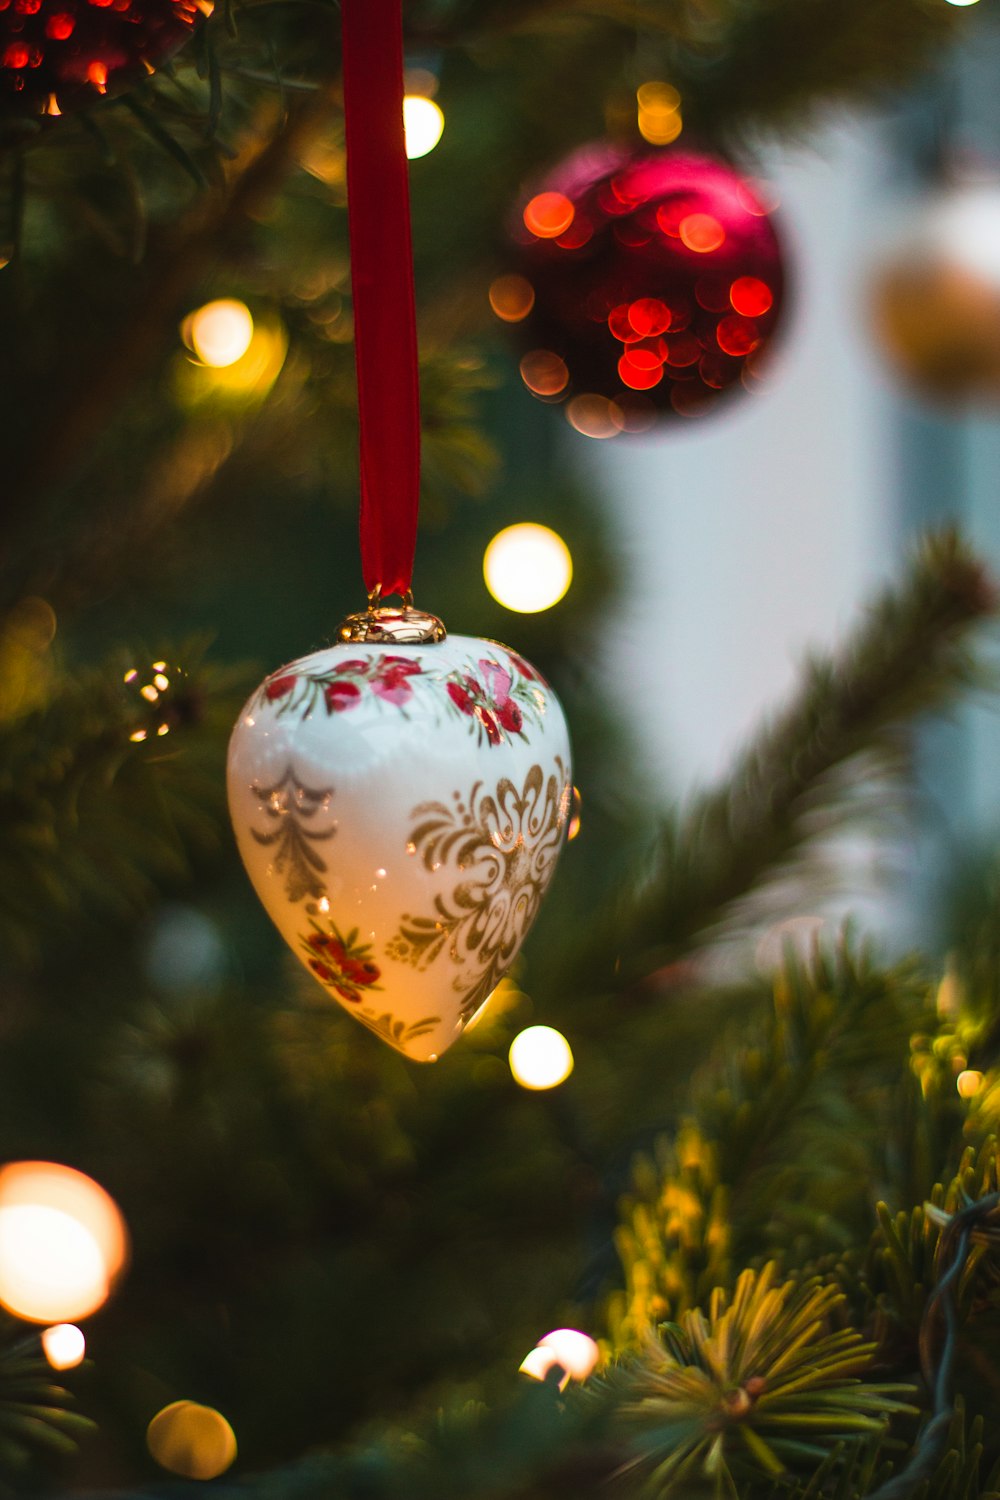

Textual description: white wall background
[582,116,903,800]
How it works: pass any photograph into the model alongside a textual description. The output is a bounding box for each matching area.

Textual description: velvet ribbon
[341,0,421,600]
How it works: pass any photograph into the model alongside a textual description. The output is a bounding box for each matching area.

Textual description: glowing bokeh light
[538,1328,600,1380]
[568,786,582,840]
[637,81,682,146]
[42,1323,86,1370]
[403,95,445,159]
[945,0,980,7]
[957,1069,984,1098]
[679,214,725,253]
[0,1162,128,1323]
[483,524,573,613]
[730,276,773,317]
[147,1401,237,1480]
[523,192,575,239]
[508,1025,574,1089]
[565,394,625,439]
[184,299,254,368]
[519,350,569,398]
[489,274,535,323]
[519,1345,568,1387]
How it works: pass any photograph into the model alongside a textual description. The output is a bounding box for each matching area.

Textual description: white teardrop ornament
[227,605,572,1061]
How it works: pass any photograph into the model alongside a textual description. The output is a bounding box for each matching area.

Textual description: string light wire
[864,1191,1000,1500]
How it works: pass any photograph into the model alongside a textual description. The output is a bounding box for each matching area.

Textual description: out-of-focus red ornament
[0,0,210,121]
[498,144,787,434]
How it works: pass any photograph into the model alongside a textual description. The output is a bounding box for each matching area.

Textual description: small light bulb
[519,1345,568,1388]
[508,1025,574,1090]
[957,1069,984,1098]
[538,1328,600,1380]
[403,96,444,159]
[184,300,254,368]
[483,523,573,614]
[42,1324,85,1370]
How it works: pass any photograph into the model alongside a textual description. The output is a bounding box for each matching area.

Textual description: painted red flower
[265,674,297,700]
[479,659,525,736]
[496,698,523,733]
[372,668,416,705]
[305,932,380,1002]
[379,656,422,677]
[324,680,362,713]
[506,650,548,686]
[333,659,370,676]
[342,956,381,985]
[447,680,476,715]
[475,705,502,745]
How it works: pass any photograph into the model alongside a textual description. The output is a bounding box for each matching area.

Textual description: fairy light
[957,1070,983,1098]
[183,300,255,368]
[567,787,582,840]
[403,95,445,159]
[538,1329,600,1380]
[42,1323,86,1370]
[0,1162,128,1324]
[519,1346,565,1385]
[637,81,682,145]
[508,1025,574,1089]
[147,1401,237,1480]
[520,1329,599,1388]
[483,523,573,613]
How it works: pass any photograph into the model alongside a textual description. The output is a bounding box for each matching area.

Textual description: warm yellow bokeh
[538,1328,600,1380]
[0,1162,128,1323]
[483,524,573,613]
[508,1025,574,1089]
[403,95,445,159]
[42,1323,86,1370]
[147,1401,238,1480]
[183,299,254,368]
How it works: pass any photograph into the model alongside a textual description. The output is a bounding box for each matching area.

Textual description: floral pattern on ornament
[386,758,571,1022]
[352,1008,443,1051]
[256,648,549,749]
[300,919,383,1005]
[249,766,336,903]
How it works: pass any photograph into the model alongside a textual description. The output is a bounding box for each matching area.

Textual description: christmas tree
[3,1,1000,1496]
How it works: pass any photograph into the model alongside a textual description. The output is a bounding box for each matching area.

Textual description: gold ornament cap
[337,588,446,645]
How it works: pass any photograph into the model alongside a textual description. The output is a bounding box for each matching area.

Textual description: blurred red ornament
[501,145,788,432]
[0,0,210,120]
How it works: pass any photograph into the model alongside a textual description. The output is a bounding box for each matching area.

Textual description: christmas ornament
[227,0,572,1059]
[501,145,786,429]
[0,0,209,121]
[868,182,1000,404]
[228,611,571,1062]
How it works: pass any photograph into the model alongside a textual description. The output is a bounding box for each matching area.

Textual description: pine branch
[0,641,241,965]
[0,1323,94,1482]
[612,940,936,1341]
[556,530,996,999]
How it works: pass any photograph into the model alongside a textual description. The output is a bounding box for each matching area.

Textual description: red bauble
[0,0,209,120]
[499,145,788,432]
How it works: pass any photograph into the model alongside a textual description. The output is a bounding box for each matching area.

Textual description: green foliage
[0,1325,94,1484]
[0,636,240,964]
[559,531,996,999]
[605,1265,914,1500]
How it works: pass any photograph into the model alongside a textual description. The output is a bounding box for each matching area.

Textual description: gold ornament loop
[338,587,446,645]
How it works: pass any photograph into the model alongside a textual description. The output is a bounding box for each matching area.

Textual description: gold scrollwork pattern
[250,765,337,903]
[387,758,571,1022]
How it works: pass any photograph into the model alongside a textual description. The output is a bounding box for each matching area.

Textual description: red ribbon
[341,0,421,601]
